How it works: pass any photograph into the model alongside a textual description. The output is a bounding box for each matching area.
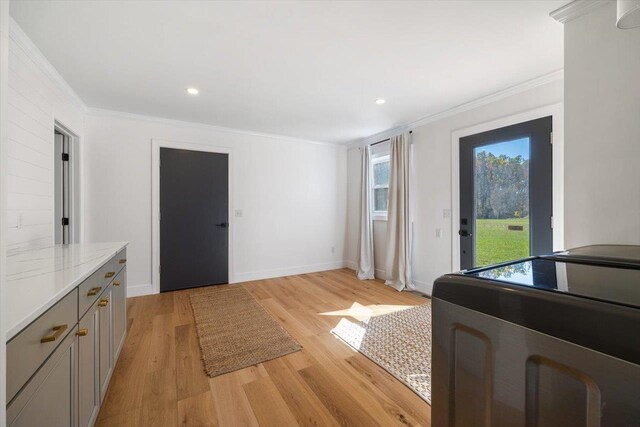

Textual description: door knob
[458,230,472,237]
[215,222,229,228]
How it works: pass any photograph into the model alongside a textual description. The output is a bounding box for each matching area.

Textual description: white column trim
[550,0,609,23]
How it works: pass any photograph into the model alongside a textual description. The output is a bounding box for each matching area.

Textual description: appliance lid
[467,258,640,309]
[544,244,640,268]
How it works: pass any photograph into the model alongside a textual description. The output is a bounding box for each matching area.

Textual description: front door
[160,148,229,292]
[459,116,552,269]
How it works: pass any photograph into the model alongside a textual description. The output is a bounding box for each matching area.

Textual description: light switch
[234,209,243,218]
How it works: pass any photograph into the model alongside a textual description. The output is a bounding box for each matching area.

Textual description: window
[372,155,390,218]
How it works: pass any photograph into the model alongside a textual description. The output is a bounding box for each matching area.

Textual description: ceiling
[10,1,565,143]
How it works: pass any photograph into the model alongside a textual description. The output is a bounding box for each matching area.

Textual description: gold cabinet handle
[105,272,115,278]
[113,281,121,287]
[87,286,102,296]
[98,299,109,307]
[118,259,127,264]
[76,328,88,337]
[41,324,68,343]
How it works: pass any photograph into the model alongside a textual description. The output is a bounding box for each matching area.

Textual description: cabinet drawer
[7,288,78,403]
[78,251,125,317]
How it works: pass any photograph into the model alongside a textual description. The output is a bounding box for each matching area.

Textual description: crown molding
[347,69,564,149]
[8,18,87,112]
[550,0,609,24]
[87,108,341,147]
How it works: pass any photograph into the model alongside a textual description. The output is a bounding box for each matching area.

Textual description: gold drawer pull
[113,281,121,287]
[98,299,109,307]
[87,286,102,296]
[105,272,115,278]
[41,324,68,343]
[76,328,89,337]
[118,259,127,264]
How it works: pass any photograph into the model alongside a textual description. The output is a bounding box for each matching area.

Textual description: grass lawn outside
[475,217,529,266]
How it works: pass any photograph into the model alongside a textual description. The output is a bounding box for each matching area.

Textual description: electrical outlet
[331,246,335,253]
[443,209,451,219]
[234,209,243,218]
[436,228,442,238]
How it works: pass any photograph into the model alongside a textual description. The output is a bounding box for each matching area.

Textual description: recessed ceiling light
[375,98,386,105]
[186,87,199,95]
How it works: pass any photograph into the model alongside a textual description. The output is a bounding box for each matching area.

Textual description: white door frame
[450,103,564,271]
[151,139,234,294]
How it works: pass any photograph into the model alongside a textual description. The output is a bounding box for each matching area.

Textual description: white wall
[1,1,10,421]
[6,19,85,254]
[564,3,640,247]
[84,112,347,295]
[346,79,564,294]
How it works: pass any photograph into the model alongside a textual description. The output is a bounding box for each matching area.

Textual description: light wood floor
[96,268,432,427]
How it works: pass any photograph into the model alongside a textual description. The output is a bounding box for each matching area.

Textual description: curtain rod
[370,130,412,147]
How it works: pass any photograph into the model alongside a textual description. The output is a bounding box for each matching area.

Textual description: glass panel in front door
[473,137,530,266]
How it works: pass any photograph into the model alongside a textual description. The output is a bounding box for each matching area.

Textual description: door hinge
[550,215,554,229]
[550,131,553,144]
[61,217,69,226]
[62,153,70,161]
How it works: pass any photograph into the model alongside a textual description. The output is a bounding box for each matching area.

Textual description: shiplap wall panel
[7,21,85,253]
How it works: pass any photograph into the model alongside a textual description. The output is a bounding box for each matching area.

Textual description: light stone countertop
[6,242,128,341]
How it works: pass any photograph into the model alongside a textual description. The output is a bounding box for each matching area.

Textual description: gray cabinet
[112,268,127,361]
[7,248,128,427]
[98,285,113,403]
[78,302,99,427]
[7,326,78,427]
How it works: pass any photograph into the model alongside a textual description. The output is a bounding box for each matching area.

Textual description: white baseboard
[345,260,357,270]
[412,278,434,296]
[233,261,347,283]
[127,283,154,297]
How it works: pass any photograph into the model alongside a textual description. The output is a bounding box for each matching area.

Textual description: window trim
[371,154,390,221]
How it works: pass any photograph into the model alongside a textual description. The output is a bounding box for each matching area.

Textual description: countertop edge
[6,242,128,341]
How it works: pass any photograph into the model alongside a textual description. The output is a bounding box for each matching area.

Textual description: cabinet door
[112,267,127,361]
[78,303,99,427]
[98,286,113,403]
[7,326,78,427]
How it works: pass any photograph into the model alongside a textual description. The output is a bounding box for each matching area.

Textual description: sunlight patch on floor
[318,302,412,322]
[332,318,366,350]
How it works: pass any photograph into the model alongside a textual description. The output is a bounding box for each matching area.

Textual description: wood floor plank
[98,269,431,426]
[177,391,218,427]
[243,376,300,427]
[147,313,176,372]
[137,368,178,427]
[175,323,210,401]
[343,356,432,426]
[262,357,340,427]
[209,372,260,427]
[298,363,381,427]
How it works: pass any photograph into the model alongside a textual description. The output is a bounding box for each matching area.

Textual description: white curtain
[384,132,414,291]
[356,145,375,280]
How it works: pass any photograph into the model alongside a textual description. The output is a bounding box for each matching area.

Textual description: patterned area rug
[331,303,432,403]
[190,285,301,377]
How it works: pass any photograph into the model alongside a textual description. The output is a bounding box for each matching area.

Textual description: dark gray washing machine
[432,245,640,426]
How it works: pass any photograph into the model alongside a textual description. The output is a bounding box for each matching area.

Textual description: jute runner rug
[190,285,301,377]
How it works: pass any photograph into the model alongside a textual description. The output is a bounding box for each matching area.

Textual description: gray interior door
[160,148,229,292]
[459,116,553,270]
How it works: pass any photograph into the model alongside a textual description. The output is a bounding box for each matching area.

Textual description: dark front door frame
[450,105,564,272]
[151,139,233,294]
[459,116,553,270]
